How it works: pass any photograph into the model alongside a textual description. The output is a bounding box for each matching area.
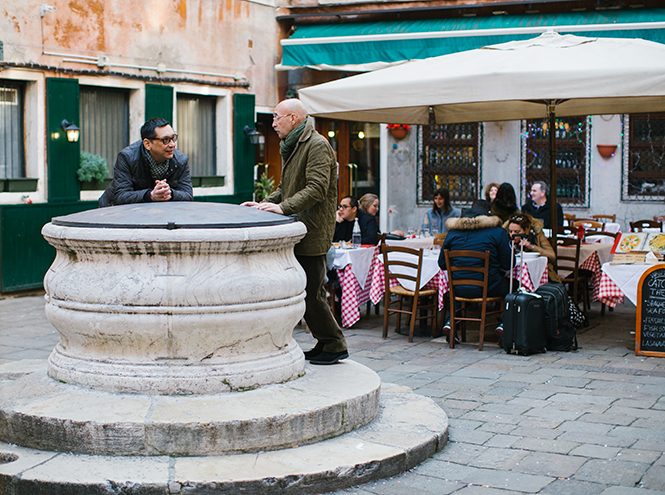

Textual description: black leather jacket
[99,140,193,207]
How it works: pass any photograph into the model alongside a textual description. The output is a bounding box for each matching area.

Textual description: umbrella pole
[548,102,558,236]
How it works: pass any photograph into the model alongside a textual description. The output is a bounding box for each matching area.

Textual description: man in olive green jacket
[242,99,348,365]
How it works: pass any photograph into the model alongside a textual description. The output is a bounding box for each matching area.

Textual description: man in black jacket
[333,195,379,245]
[99,118,193,207]
[521,181,563,229]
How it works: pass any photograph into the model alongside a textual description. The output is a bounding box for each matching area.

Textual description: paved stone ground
[1,292,665,494]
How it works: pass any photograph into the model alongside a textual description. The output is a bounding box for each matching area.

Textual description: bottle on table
[352,218,361,248]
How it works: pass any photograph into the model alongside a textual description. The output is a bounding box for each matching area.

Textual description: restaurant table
[333,246,378,328]
[370,251,548,311]
[597,262,658,308]
[558,242,614,301]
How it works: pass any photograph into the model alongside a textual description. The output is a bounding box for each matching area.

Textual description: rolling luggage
[502,236,547,356]
[536,282,578,351]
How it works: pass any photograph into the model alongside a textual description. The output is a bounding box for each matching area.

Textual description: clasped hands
[240,201,283,214]
[150,180,172,202]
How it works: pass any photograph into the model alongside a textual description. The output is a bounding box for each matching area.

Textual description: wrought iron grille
[419,119,480,206]
[522,116,589,207]
[623,112,665,201]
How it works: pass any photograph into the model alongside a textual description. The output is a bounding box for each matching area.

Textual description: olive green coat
[265,117,337,256]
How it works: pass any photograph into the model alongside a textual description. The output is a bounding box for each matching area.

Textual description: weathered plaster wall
[1,0,279,106]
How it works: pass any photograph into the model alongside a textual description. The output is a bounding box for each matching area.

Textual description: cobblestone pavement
[1,293,664,494]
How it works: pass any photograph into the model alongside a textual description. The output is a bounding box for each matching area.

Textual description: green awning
[280,8,665,70]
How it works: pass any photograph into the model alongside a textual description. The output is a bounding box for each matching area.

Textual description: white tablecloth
[558,243,614,278]
[333,246,376,288]
[601,263,657,306]
[381,248,440,292]
[517,256,549,290]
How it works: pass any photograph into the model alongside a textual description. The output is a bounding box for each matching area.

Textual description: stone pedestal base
[0,360,448,494]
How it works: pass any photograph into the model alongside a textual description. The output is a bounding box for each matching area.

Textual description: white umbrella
[299,31,665,229]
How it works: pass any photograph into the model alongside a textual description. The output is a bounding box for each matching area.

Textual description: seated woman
[421,187,461,235]
[491,182,519,223]
[504,213,561,284]
[359,193,405,238]
[333,195,379,245]
[473,182,500,213]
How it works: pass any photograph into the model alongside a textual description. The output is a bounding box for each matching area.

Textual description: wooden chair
[556,226,576,236]
[381,244,438,342]
[443,249,505,351]
[563,213,577,226]
[630,219,662,232]
[592,214,616,223]
[572,219,604,232]
[433,234,446,248]
[654,215,665,224]
[557,237,588,312]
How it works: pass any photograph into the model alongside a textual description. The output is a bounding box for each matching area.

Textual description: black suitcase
[536,282,578,351]
[502,235,547,355]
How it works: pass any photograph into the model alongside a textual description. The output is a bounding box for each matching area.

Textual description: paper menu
[612,233,648,254]
[646,233,665,253]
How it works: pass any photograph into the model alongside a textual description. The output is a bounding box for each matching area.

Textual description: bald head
[277,99,308,124]
[272,98,309,139]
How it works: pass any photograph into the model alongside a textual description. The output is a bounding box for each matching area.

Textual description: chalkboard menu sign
[636,264,665,357]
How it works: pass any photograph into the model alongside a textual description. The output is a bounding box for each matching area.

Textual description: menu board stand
[636,264,665,357]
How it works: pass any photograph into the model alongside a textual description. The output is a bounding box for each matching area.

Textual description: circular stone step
[0,383,448,495]
[0,361,380,456]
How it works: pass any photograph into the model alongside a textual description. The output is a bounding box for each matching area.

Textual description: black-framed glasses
[338,204,351,210]
[150,134,178,145]
[509,214,525,222]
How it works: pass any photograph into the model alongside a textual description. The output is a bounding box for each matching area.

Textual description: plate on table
[520,252,540,259]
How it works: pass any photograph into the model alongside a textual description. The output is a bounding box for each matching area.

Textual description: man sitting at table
[521,181,563,229]
[438,208,512,341]
[333,195,379,245]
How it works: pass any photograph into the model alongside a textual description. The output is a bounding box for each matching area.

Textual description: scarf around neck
[280,118,307,163]
[141,144,170,181]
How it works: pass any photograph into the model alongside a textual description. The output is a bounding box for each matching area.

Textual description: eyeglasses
[338,204,352,210]
[272,113,292,122]
[510,215,525,222]
[150,134,178,145]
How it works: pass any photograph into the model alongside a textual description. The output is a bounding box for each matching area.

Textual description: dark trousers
[296,254,348,353]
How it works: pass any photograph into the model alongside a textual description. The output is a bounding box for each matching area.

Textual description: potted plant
[78,151,110,190]
[254,172,275,201]
[387,124,410,140]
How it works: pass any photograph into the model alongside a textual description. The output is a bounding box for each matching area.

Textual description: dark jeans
[296,254,348,353]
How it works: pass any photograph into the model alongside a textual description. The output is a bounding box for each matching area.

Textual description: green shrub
[77,151,109,183]
[254,172,275,201]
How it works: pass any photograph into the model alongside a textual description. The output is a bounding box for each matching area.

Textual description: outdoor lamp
[61,120,81,142]
[243,125,261,145]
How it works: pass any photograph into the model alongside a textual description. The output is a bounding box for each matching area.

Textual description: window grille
[522,116,590,208]
[418,118,481,206]
[80,86,130,177]
[176,94,216,177]
[622,112,665,201]
[0,81,25,179]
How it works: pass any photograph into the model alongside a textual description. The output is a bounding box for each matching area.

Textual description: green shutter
[145,84,174,122]
[46,78,80,202]
[233,94,255,202]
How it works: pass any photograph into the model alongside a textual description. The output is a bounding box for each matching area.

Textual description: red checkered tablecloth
[369,257,547,309]
[596,271,625,308]
[335,246,379,328]
[369,257,447,311]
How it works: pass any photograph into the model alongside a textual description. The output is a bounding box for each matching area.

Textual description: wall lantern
[243,125,261,145]
[61,120,81,142]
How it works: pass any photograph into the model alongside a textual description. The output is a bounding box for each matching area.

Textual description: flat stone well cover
[51,202,294,229]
